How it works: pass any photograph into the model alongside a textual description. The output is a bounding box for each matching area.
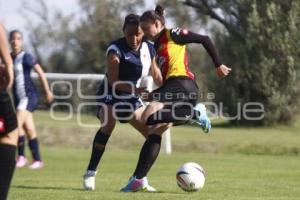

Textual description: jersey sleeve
[170,27,222,68]
[23,53,38,69]
[106,43,122,58]
[147,41,156,60]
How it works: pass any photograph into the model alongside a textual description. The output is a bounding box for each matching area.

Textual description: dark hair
[9,30,23,40]
[140,5,165,25]
[123,14,141,31]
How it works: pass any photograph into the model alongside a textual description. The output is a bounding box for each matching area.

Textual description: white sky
[0,0,156,30]
[0,0,157,55]
[0,0,80,34]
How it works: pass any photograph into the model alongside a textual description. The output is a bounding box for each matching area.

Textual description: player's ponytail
[155,5,165,17]
[141,4,165,26]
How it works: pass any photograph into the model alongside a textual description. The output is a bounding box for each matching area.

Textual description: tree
[22,0,144,73]
[181,0,300,125]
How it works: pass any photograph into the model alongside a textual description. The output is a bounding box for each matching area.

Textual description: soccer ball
[176,162,205,192]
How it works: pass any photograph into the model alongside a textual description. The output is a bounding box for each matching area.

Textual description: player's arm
[170,28,231,77]
[150,57,162,87]
[0,23,14,89]
[107,53,146,94]
[33,64,54,103]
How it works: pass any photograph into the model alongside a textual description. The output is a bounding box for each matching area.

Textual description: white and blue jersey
[97,37,155,123]
[12,51,39,112]
[106,37,155,86]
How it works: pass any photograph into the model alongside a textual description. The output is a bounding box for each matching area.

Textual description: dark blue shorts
[96,81,144,123]
[15,94,39,112]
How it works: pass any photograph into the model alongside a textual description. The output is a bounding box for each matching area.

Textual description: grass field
[8,111,300,200]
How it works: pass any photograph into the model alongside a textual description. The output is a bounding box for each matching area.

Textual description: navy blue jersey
[12,51,39,111]
[106,37,155,87]
[96,38,156,123]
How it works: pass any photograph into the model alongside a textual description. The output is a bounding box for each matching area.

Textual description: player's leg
[145,78,211,132]
[141,101,164,124]
[0,91,18,200]
[129,106,149,138]
[190,103,211,133]
[87,105,116,171]
[15,110,30,168]
[126,106,171,192]
[145,103,211,132]
[83,105,116,190]
[15,126,26,168]
[23,113,44,169]
[121,124,169,192]
[143,102,193,125]
[0,129,18,200]
[141,77,192,125]
[132,123,169,178]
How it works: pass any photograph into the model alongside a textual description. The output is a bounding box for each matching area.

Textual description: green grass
[10,148,300,200]
[8,111,300,199]
[35,111,300,155]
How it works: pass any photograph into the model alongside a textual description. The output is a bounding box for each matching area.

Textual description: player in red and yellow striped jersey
[154,27,196,81]
[139,5,231,129]
[120,5,231,192]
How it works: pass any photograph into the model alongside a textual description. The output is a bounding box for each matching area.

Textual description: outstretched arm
[0,23,14,89]
[170,28,231,77]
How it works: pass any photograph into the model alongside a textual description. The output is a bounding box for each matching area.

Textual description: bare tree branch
[182,0,243,40]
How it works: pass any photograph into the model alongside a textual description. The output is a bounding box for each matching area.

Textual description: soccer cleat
[83,170,97,190]
[120,176,156,192]
[142,177,156,192]
[28,160,44,169]
[191,103,211,133]
[16,156,27,168]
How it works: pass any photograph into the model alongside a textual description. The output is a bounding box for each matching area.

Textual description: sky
[0,0,81,38]
[0,0,157,56]
[0,0,156,42]
[1,0,156,30]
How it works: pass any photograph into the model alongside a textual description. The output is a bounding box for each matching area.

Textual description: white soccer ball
[176,162,206,192]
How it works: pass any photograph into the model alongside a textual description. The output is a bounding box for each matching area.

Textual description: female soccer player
[9,30,54,169]
[82,13,167,191]
[120,5,231,192]
[0,22,19,200]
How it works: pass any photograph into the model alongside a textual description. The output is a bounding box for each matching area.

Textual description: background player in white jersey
[9,30,54,169]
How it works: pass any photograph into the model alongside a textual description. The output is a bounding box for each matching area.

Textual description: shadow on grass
[14,185,189,195]
[12,185,83,191]
[113,190,187,195]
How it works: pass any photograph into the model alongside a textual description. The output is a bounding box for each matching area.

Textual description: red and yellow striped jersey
[155,28,195,82]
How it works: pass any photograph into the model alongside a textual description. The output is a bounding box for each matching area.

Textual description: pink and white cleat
[120,176,156,192]
[28,160,44,169]
[16,156,27,168]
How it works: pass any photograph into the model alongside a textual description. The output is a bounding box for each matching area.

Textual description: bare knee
[24,127,37,139]
[142,102,164,124]
[149,123,171,135]
[100,120,115,135]
[23,121,37,139]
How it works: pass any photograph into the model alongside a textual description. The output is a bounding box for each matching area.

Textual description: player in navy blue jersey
[9,30,54,170]
[82,14,167,191]
[0,22,19,200]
